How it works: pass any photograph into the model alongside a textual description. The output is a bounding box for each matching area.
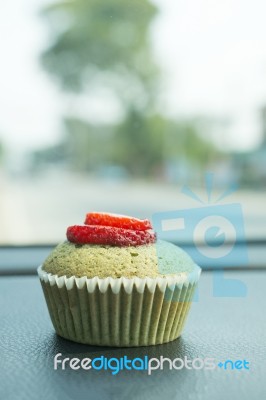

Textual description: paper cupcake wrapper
[38,265,201,347]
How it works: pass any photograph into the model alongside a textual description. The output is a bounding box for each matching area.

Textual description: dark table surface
[1,270,266,400]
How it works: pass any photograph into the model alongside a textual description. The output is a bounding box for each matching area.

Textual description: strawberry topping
[67,225,156,247]
[84,212,152,231]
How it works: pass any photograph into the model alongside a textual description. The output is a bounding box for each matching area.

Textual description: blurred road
[0,170,266,244]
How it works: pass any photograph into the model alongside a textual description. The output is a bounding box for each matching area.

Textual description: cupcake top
[42,239,196,279]
[42,212,197,279]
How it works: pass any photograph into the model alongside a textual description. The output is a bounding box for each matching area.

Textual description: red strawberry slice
[67,225,156,247]
[84,212,152,231]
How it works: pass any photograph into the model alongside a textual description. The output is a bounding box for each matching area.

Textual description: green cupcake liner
[38,265,201,347]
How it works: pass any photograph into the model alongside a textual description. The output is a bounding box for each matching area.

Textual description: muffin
[38,212,201,347]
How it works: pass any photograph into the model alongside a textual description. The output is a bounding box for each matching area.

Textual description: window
[0,0,265,257]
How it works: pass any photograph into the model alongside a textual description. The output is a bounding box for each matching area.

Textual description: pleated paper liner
[38,265,201,347]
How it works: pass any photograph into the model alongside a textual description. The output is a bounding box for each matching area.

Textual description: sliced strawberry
[84,212,152,231]
[67,225,156,247]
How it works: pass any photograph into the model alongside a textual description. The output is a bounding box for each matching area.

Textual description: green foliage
[163,121,217,165]
[31,111,217,177]
[63,117,113,170]
[113,109,165,175]
[29,143,67,171]
[39,0,219,178]
[40,0,158,109]
[112,112,217,176]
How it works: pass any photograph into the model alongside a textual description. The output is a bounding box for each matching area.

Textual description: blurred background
[0,0,266,244]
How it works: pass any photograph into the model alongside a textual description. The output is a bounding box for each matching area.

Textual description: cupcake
[38,212,201,347]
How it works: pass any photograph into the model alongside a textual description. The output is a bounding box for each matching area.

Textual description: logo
[152,173,248,298]
[54,354,250,375]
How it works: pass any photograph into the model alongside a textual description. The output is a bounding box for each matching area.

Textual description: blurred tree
[112,109,165,176]
[40,0,218,179]
[40,0,158,111]
[29,143,67,170]
[113,111,216,177]
[164,121,217,166]
[63,117,113,171]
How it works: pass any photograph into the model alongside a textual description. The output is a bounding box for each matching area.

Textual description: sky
[1,0,266,153]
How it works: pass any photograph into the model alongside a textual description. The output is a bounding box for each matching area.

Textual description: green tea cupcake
[38,212,201,347]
